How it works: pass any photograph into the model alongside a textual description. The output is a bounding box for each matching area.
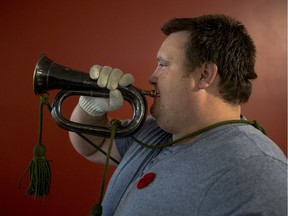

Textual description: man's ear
[198,63,218,89]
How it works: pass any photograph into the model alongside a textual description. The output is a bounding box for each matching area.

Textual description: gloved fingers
[97,66,113,88]
[79,90,124,116]
[89,65,102,80]
[109,89,124,111]
[79,96,109,117]
[119,73,134,87]
[89,65,134,89]
[107,68,123,90]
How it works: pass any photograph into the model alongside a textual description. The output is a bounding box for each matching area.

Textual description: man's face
[149,31,198,134]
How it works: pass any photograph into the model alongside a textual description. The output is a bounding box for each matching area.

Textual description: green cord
[132,119,266,149]
[98,120,120,202]
[89,120,121,216]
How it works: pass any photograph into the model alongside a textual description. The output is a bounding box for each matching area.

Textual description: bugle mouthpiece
[139,89,157,98]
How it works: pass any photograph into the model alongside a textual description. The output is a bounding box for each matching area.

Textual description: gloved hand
[79,65,134,116]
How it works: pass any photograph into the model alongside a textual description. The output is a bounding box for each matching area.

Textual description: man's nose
[148,68,159,85]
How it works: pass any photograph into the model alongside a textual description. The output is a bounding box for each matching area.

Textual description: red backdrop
[0,0,286,215]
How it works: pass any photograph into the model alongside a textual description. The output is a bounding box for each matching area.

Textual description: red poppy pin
[137,172,156,189]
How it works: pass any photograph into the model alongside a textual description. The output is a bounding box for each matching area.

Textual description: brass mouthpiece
[139,89,156,98]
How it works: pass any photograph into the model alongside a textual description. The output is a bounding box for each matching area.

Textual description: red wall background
[0,0,286,215]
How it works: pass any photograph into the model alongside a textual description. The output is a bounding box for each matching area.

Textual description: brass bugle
[33,54,154,138]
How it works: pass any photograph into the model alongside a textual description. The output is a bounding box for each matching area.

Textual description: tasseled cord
[89,120,120,216]
[18,95,51,198]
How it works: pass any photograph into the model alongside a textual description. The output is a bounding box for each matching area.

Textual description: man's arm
[69,104,122,166]
[68,65,134,166]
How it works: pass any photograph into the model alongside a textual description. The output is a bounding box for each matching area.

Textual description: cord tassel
[18,96,51,198]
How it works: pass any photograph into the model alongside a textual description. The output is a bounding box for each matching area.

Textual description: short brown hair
[161,14,257,104]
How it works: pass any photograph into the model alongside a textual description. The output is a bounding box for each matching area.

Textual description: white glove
[79,65,134,117]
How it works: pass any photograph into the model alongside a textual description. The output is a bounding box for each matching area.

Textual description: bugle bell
[33,54,155,138]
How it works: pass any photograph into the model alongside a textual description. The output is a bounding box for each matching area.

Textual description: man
[69,14,287,215]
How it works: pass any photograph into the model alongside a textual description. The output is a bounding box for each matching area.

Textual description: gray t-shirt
[102,116,287,216]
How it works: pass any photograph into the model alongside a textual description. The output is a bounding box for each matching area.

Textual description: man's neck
[172,103,241,145]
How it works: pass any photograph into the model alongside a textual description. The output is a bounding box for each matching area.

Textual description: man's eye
[158,62,167,68]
